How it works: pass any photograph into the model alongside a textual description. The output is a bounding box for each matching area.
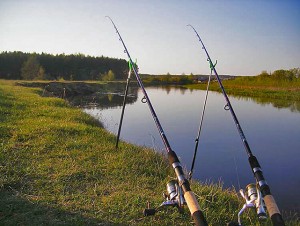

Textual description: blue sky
[0,0,299,75]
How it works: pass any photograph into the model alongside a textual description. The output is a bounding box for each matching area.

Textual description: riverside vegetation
[0,79,298,225]
[184,69,300,101]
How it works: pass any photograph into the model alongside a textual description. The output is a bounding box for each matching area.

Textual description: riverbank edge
[17,80,300,102]
[0,80,297,225]
[183,82,300,101]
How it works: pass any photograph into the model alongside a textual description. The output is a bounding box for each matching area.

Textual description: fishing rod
[188,62,215,181]
[115,60,135,149]
[106,16,208,226]
[187,24,285,226]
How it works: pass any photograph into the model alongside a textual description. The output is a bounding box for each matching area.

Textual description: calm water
[83,86,300,214]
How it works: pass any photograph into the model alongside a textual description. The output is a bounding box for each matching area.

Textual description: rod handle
[184,191,208,226]
[264,195,285,226]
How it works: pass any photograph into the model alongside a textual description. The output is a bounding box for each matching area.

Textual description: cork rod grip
[264,195,285,226]
[264,195,280,216]
[184,191,208,226]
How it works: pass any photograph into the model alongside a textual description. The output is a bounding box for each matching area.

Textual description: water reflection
[253,97,300,113]
[148,85,189,95]
[150,86,300,113]
[68,86,139,109]
[226,93,300,113]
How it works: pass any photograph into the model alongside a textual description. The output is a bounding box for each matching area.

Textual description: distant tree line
[225,68,300,88]
[141,73,195,85]
[0,51,128,81]
[257,68,300,81]
[140,72,236,85]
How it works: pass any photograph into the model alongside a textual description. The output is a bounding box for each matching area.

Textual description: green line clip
[128,59,137,71]
[209,60,217,73]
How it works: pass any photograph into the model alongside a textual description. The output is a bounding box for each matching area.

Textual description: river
[82,86,300,214]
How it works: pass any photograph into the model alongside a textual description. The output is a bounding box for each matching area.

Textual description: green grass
[0,80,297,225]
[184,77,300,101]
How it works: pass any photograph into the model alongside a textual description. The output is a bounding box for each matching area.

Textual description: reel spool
[143,180,186,216]
[229,183,267,226]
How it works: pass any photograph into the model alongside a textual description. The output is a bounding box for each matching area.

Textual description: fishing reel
[143,180,186,216]
[229,183,267,226]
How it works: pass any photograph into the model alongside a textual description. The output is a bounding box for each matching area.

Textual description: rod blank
[188,24,285,226]
[107,17,208,226]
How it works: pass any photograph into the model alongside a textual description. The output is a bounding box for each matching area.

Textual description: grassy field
[184,76,300,101]
[0,80,297,225]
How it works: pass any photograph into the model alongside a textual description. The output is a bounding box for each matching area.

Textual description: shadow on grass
[0,189,123,226]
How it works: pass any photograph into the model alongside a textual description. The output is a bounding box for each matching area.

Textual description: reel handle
[143,208,156,216]
[227,222,239,226]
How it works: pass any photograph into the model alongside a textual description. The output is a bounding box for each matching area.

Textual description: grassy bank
[184,76,300,101]
[0,80,296,225]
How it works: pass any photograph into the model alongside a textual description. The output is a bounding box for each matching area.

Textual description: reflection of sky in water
[84,87,300,213]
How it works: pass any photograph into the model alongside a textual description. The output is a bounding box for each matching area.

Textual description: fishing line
[232,150,241,191]
[188,24,285,226]
[149,133,157,150]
